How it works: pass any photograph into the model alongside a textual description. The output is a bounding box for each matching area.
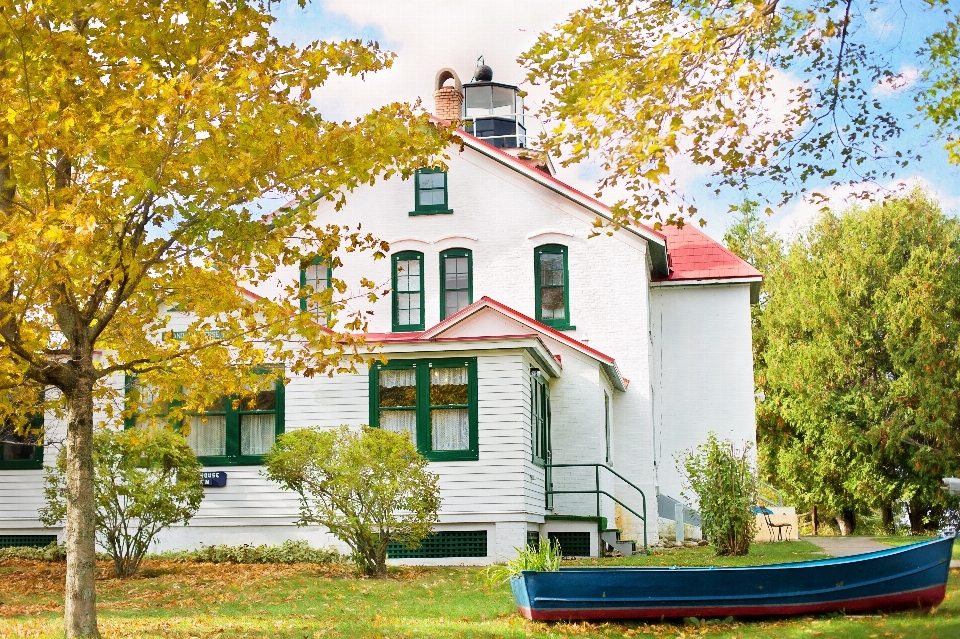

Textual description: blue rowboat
[511,536,954,621]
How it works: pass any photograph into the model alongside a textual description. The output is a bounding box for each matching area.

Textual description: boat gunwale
[520,536,955,575]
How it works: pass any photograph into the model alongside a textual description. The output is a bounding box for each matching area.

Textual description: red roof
[654,224,761,282]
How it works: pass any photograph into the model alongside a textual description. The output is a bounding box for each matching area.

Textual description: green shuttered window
[125,372,284,466]
[392,251,425,331]
[411,168,452,215]
[440,248,472,320]
[535,244,574,330]
[370,358,478,462]
[299,256,332,322]
[0,411,44,470]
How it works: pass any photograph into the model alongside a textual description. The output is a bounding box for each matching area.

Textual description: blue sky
[269,0,960,242]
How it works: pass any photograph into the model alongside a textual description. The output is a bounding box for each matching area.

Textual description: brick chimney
[433,67,463,122]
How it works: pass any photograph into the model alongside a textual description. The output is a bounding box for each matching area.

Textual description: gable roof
[365,296,627,391]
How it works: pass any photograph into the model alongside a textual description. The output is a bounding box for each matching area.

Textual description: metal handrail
[758,480,784,507]
[546,462,648,553]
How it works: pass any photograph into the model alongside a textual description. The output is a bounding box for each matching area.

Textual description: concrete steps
[600,529,637,556]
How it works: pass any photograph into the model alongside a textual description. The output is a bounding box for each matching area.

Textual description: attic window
[411,168,452,215]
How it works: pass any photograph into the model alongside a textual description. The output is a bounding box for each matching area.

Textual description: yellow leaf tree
[0,1,449,636]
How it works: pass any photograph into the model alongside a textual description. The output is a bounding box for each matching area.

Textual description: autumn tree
[0,1,449,636]
[759,191,960,535]
[521,0,958,227]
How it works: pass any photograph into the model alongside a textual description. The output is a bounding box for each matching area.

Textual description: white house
[0,65,760,562]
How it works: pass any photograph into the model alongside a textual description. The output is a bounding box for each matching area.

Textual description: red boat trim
[516,584,946,621]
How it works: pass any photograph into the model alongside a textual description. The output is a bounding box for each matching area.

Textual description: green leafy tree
[0,1,448,635]
[760,191,960,534]
[521,0,958,226]
[39,428,203,579]
[264,426,441,577]
[679,434,758,556]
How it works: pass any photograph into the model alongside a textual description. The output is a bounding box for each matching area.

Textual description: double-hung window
[530,368,551,467]
[126,372,285,466]
[300,257,332,322]
[370,358,478,461]
[535,244,574,330]
[440,248,472,319]
[0,412,43,470]
[411,168,452,215]
[392,251,425,331]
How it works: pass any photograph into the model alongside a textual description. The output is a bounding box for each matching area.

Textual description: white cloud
[873,65,920,97]
[773,175,960,239]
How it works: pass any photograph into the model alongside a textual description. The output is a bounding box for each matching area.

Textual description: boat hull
[511,536,953,621]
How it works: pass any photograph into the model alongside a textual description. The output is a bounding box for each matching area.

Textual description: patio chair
[763,511,792,542]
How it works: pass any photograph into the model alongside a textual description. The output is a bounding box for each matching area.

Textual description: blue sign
[201,471,227,488]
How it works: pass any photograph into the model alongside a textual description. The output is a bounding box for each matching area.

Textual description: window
[535,244,574,330]
[604,391,612,465]
[530,368,551,467]
[412,169,452,215]
[440,248,472,319]
[392,251,425,332]
[125,372,285,466]
[0,412,43,470]
[300,257,332,322]
[369,358,478,461]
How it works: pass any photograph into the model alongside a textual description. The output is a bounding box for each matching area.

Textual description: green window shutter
[411,168,452,215]
[392,251,425,332]
[370,358,478,462]
[299,256,333,323]
[534,244,575,330]
[439,248,473,320]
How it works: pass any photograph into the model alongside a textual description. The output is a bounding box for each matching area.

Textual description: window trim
[439,248,473,320]
[369,357,479,462]
[392,251,426,332]
[604,391,612,465]
[124,371,285,467]
[530,368,551,468]
[411,168,453,215]
[534,244,575,330]
[299,256,333,323]
[0,412,44,471]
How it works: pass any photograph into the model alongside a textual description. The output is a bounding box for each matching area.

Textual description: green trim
[534,244,574,330]
[604,391,612,465]
[0,535,58,548]
[544,514,607,530]
[530,369,551,467]
[299,256,333,322]
[392,251,425,332]
[411,168,452,215]
[439,248,473,320]
[1,406,44,471]
[124,370,285,467]
[369,357,479,462]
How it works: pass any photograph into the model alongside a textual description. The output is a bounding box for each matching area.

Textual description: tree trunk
[836,509,856,536]
[64,376,100,638]
[908,499,928,536]
[811,505,818,536]
[880,503,895,533]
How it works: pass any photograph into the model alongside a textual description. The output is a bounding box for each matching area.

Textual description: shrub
[679,434,758,556]
[157,540,344,564]
[0,542,67,562]
[40,428,204,578]
[264,426,441,577]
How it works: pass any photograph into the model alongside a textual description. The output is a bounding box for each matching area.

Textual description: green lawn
[1,542,958,638]
[875,536,960,560]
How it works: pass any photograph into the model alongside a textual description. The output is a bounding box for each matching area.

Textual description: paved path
[801,536,891,557]
[804,536,960,568]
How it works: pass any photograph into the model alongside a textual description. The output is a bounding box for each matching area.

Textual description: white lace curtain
[380,410,416,446]
[241,414,275,456]
[187,415,226,457]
